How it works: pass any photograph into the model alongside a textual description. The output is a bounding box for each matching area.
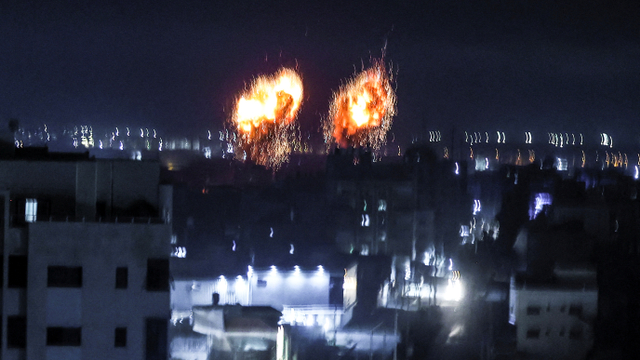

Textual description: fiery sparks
[324,60,396,150]
[229,68,303,169]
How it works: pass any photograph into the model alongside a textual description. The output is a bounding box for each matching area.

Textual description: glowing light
[229,67,303,169]
[171,246,187,259]
[448,258,453,271]
[444,279,464,302]
[473,200,481,215]
[232,240,236,251]
[270,265,278,273]
[294,265,300,273]
[289,244,294,254]
[635,166,639,180]
[317,265,324,273]
[323,59,396,150]
[454,162,459,175]
[530,193,552,219]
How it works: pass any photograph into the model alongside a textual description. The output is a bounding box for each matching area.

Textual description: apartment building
[1,149,171,360]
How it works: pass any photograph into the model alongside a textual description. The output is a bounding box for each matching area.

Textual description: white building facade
[1,156,171,360]
[509,272,598,359]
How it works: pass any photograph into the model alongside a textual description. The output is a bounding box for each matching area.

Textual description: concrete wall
[26,222,171,360]
[514,287,598,359]
[250,270,330,311]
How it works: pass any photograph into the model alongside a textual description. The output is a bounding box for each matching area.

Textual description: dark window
[526,306,541,315]
[526,329,540,339]
[47,327,81,346]
[7,316,27,348]
[257,279,267,288]
[146,318,167,360]
[569,304,583,316]
[569,328,583,340]
[146,259,169,291]
[116,267,128,289]
[8,255,28,288]
[115,327,127,347]
[48,266,82,287]
[329,276,344,305]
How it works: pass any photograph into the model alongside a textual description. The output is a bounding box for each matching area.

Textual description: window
[146,259,169,291]
[8,255,28,288]
[115,327,127,347]
[25,198,37,222]
[526,329,540,339]
[569,327,583,340]
[146,318,167,360]
[7,316,26,348]
[526,306,541,315]
[48,266,82,288]
[116,267,128,289]
[47,327,81,346]
[569,304,583,316]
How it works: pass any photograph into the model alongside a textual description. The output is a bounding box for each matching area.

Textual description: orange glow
[230,68,303,169]
[324,60,396,150]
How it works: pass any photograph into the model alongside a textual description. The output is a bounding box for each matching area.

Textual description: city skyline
[2,0,639,146]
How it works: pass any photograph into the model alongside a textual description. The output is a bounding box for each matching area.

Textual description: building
[509,267,597,359]
[1,149,171,360]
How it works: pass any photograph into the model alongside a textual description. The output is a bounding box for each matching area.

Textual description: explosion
[324,60,396,150]
[230,68,303,169]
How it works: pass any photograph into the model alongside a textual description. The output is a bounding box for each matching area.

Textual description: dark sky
[1,0,639,145]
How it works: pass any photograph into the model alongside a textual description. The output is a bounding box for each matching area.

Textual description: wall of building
[250,270,330,311]
[513,287,597,359]
[25,222,171,360]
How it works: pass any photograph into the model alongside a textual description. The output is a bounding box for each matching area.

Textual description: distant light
[171,246,186,258]
[271,265,277,273]
[444,279,464,302]
[635,166,639,180]
[317,265,324,273]
[454,162,459,175]
[289,244,294,255]
[361,214,370,227]
[448,258,453,271]
[232,240,236,251]
[294,265,300,273]
[270,227,274,238]
[473,200,481,215]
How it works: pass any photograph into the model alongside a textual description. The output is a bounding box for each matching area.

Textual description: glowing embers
[229,68,303,169]
[324,59,396,150]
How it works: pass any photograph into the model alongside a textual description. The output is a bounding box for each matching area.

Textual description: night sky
[2,0,639,145]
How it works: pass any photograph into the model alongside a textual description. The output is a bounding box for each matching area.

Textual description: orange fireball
[324,60,396,150]
[230,68,303,169]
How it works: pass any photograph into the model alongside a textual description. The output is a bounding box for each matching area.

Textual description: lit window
[25,198,37,222]
[377,200,387,212]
